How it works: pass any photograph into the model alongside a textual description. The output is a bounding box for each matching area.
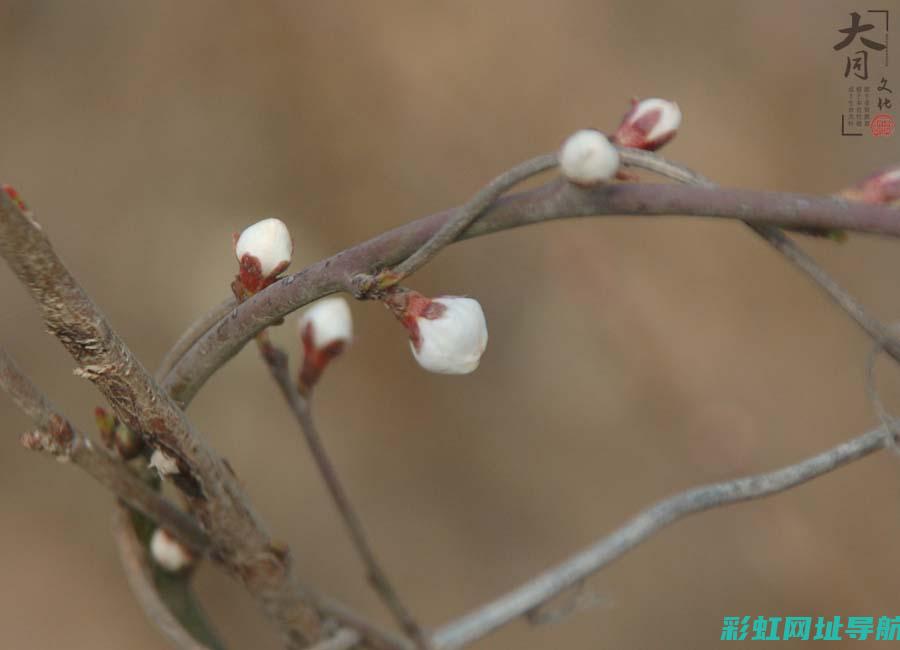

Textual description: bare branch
[256,336,424,645]
[0,192,322,646]
[430,426,890,649]
[0,348,208,553]
[381,153,558,286]
[156,297,237,381]
[312,594,414,650]
[161,178,900,409]
[617,148,900,362]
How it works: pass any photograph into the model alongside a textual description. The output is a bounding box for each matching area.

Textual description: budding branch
[2,139,900,650]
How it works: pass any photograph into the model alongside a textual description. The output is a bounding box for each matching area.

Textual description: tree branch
[256,336,424,645]
[429,426,891,649]
[0,191,322,647]
[156,298,237,381]
[0,348,208,553]
[382,153,558,285]
[616,148,900,362]
[161,178,900,409]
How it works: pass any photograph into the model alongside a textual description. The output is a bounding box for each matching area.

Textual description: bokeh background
[2,2,899,648]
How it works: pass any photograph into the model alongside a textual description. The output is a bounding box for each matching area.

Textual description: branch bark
[616,149,900,362]
[0,192,321,647]
[162,179,900,409]
[429,426,891,649]
[0,348,208,552]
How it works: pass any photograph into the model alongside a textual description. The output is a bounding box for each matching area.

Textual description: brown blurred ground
[1,1,899,648]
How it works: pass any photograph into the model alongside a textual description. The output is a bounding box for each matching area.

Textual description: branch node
[20,414,75,457]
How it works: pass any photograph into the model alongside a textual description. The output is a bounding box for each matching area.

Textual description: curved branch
[156,298,237,381]
[429,426,891,649]
[386,153,558,283]
[163,178,900,408]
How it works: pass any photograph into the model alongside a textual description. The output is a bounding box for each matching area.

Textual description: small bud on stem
[232,218,293,298]
[842,165,900,206]
[149,449,180,477]
[385,289,488,374]
[94,406,144,459]
[558,130,620,186]
[297,297,353,394]
[611,97,681,151]
[150,528,194,573]
[1,184,31,214]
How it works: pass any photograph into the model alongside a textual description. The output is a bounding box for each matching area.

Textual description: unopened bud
[94,407,144,459]
[842,164,900,206]
[612,97,681,151]
[233,218,293,296]
[386,291,488,375]
[150,528,194,573]
[94,407,116,449]
[149,449,179,477]
[2,184,31,214]
[297,297,353,393]
[559,130,620,186]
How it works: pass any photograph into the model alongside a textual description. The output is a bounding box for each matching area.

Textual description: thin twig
[382,153,558,286]
[161,180,900,409]
[312,594,414,650]
[0,348,208,553]
[256,336,426,645]
[430,426,891,649]
[617,147,900,363]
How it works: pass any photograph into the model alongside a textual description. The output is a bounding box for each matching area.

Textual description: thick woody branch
[0,192,321,646]
[429,426,891,649]
[0,349,207,552]
[163,179,900,408]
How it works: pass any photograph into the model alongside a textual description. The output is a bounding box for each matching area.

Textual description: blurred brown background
[2,1,899,648]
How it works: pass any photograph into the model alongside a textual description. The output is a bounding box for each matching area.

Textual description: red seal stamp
[870,113,895,137]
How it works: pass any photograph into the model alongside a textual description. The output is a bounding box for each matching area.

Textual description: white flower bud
[558,130,620,186]
[298,297,353,349]
[150,528,193,573]
[411,296,488,374]
[613,98,681,151]
[149,449,179,477]
[843,164,900,205]
[235,218,293,278]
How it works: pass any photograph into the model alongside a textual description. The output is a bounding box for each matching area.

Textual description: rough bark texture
[0,190,321,647]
